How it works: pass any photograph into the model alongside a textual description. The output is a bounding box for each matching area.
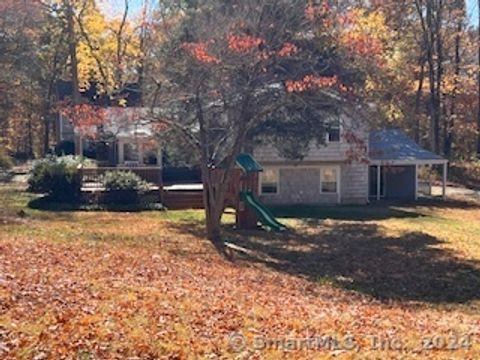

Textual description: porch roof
[369,129,447,165]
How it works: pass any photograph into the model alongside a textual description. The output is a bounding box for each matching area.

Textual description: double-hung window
[321,167,338,193]
[260,168,279,194]
[327,118,341,143]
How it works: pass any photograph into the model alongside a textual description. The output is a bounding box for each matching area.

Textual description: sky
[467,0,479,26]
[101,0,480,26]
[99,0,144,19]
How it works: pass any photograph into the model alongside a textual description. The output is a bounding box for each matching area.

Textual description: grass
[1,183,480,358]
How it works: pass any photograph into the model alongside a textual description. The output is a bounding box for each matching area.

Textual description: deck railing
[79,166,163,187]
[418,180,432,196]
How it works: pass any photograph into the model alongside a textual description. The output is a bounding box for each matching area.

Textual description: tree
[148,0,375,250]
[0,0,57,157]
[478,0,480,157]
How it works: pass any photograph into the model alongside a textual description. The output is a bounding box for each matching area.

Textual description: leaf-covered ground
[1,184,480,359]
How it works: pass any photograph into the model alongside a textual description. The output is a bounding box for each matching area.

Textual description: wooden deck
[78,167,207,209]
[162,189,204,209]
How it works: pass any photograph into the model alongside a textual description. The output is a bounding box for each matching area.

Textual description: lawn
[1,183,480,359]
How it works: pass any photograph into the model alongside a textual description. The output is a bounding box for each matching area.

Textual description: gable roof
[369,129,447,165]
[236,153,263,173]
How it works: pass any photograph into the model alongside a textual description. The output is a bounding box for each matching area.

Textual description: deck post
[376,165,381,201]
[442,162,447,200]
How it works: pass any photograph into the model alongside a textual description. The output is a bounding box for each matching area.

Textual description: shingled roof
[369,129,447,165]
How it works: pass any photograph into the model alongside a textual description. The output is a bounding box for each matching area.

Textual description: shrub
[0,151,13,170]
[102,171,149,204]
[28,155,83,201]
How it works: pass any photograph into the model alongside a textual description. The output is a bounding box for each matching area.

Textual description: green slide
[241,192,287,232]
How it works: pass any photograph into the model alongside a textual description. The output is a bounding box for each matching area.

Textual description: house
[254,128,448,205]
[56,81,162,168]
[56,81,447,204]
[58,107,163,168]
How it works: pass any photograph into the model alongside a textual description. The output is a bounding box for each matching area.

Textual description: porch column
[157,147,163,168]
[138,142,144,165]
[118,139,124,165]
[75,135,83,157]
[376,165,381,201]
[414,164,419,200]
[442,162,447,200]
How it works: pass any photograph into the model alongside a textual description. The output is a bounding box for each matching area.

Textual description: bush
[0,151,13,170]
[28,155,83,201]
[102,171,149,205]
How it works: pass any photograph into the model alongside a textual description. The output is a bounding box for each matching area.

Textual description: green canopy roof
[235,153,263,173]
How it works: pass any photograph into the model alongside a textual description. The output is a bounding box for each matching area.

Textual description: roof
[102,108,155,138]
[57,80,142,107]
[236,153,263,173]
[65,108,159,138]
[369,129,447,165]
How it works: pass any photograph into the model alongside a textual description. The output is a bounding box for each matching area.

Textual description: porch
[75,136,162,168]
[369,130,448,201]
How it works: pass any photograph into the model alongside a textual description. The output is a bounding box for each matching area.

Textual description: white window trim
[325,119,342,144]
[259,167,280,195]
[320,165,341,199]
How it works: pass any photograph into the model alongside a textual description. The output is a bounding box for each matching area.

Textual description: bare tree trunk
[195,92,227,253]
[414,56,426,144]
[43,113,50,155]
[445,2,463,157]
[43,75,56,155]
[426,0,438,152]
[195,90,251,254]
[115,0,129,89]
[477,0,480,157]
[65,0,80,105]
[201,167,228,250]
[434,0,443,155]
[28,88,34,158]
[423,0,443,154]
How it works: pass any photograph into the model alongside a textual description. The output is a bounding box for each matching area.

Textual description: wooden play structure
[222,154,286,231]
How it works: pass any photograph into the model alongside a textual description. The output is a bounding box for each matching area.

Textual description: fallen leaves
[0,195,480,358]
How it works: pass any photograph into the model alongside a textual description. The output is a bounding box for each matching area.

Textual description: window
[327,119,341,142]
[261,168,279,194]
[321,167,338,193]
[124,143,139,162]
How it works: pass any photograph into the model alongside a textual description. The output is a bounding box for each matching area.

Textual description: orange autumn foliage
[338,9,385,60]
[342,32,383,57]
[304,1,330,21]
[227,34,265,53]
[286,75,338,93]
[278,42,299,57]
[181,42,221,64]
[59,103,107,137]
